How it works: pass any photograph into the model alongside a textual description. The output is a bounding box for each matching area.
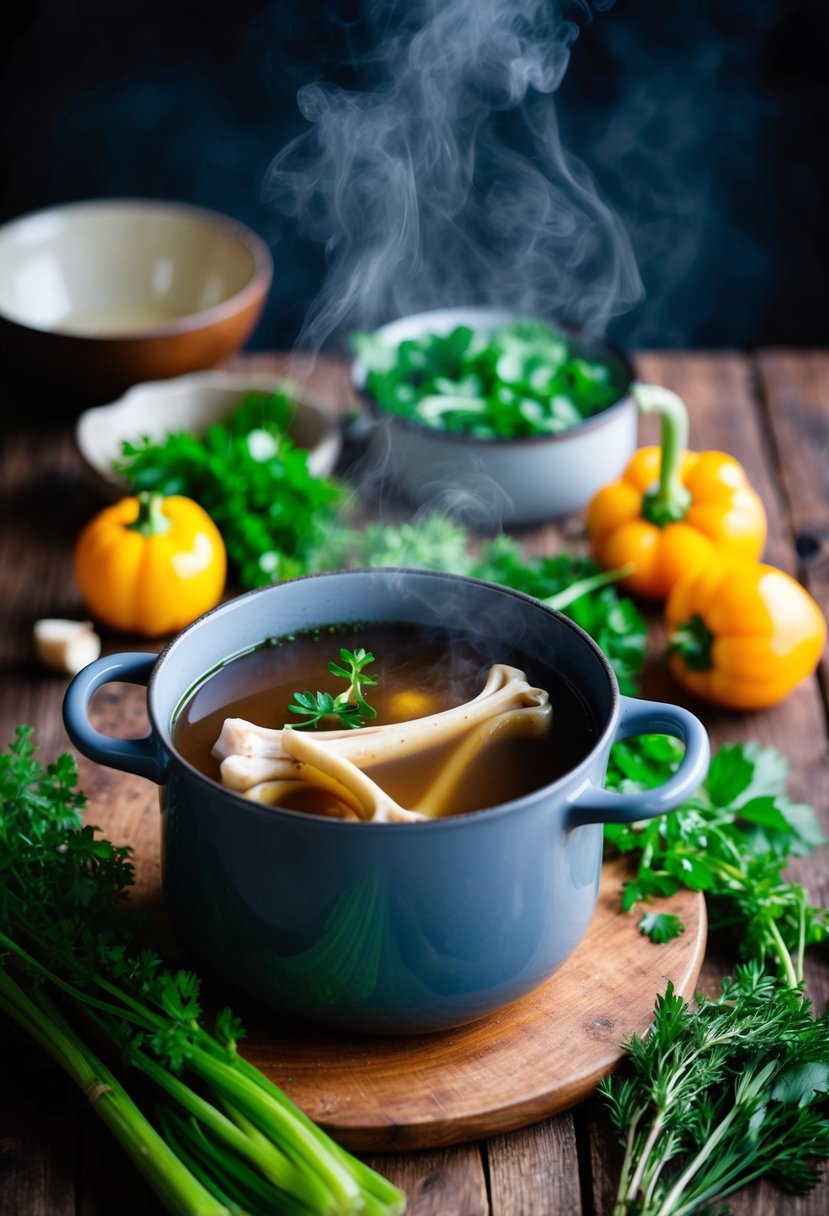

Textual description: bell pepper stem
[634,384,693,525]
[128,492,172,538]
[668,614,714,672]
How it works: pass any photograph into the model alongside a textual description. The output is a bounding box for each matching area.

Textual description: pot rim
[147,567,621,833]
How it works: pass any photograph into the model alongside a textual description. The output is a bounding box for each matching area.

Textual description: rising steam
[265,0,642,352]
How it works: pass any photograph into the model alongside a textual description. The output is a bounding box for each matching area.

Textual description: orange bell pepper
[665,558,826,709]
[74,493,226,637]
[586,386,767,599]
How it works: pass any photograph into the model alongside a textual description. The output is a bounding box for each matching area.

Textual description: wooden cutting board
[79,683,706,1152]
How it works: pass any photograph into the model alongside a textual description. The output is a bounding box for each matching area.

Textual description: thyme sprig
[601,966,829,1216]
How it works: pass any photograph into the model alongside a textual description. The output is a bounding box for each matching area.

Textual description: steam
[266,0,642,352]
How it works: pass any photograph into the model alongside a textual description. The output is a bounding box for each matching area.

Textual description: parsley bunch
[117,388,342,589]
[604,737,828,984]
[0,727,404,1216]
[470,537,646,695]
[601,965,829,1216]
[311,515,472,575]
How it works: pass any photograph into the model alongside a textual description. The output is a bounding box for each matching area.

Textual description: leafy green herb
[601,965,829,1216]
[353,317,627,439]
[638,911,685,944]
[287,647,378,730]
[116,387,342,589]
[311,515,473,575]
[0,727,404,1216]
[604,738,828,983]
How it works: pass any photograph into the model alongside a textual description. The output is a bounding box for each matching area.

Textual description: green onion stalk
[541,563,636,612]
[0,971,225,1216]
[0,727,405,1216]
[0,918,405,1216]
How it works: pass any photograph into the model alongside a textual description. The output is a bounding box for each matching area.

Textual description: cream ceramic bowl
[0,199,273,402]
[352,307,637,527]
[76,371,342,495]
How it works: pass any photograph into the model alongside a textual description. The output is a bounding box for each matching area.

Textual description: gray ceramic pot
[63,570,708,1035]
[351,307,637,526]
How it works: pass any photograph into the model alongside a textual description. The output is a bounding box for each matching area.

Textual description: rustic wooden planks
[487,1115,584,1215]
[0,1047,79,1216]
[363,1147,490,1216]
[756,350,829,712]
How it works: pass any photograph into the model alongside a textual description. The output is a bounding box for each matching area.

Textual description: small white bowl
[351,307,637,527]
[76,371,342,495]
[0,199,272,402]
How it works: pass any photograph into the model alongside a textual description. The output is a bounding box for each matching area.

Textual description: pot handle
[567,696,709,828]
[63,652,168,784]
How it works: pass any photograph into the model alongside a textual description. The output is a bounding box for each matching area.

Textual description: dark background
[3,0,827,352]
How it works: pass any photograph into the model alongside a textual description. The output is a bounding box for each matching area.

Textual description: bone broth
[173,622,597,819]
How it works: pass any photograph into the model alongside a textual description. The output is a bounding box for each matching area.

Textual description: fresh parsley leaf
[637,912,685,943]
[311,514,473,575]
[705,742,757,806]
[772,1061,829,1106]
[214,1007,246,1051]
[622,871,681,911]
[471,540,648,695]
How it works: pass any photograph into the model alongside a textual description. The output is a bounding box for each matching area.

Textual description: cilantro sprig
[286,647,378,730]
[469,536,647,695]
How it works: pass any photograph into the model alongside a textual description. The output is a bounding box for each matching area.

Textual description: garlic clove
[33,618,102,675]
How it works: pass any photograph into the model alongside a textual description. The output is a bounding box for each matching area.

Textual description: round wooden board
[79,687,707,1154]
[243,855,706,1151]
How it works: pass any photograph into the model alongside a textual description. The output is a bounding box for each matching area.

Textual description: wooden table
[1,350,827,1215]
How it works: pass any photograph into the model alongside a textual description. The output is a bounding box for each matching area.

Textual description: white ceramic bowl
[0,199,273,402]
[351,307,637,526]
[76,371,342,495]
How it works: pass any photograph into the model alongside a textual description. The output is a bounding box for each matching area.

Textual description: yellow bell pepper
[586,385,767,599]
[74,493,226,637]
[665,558,826,709]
